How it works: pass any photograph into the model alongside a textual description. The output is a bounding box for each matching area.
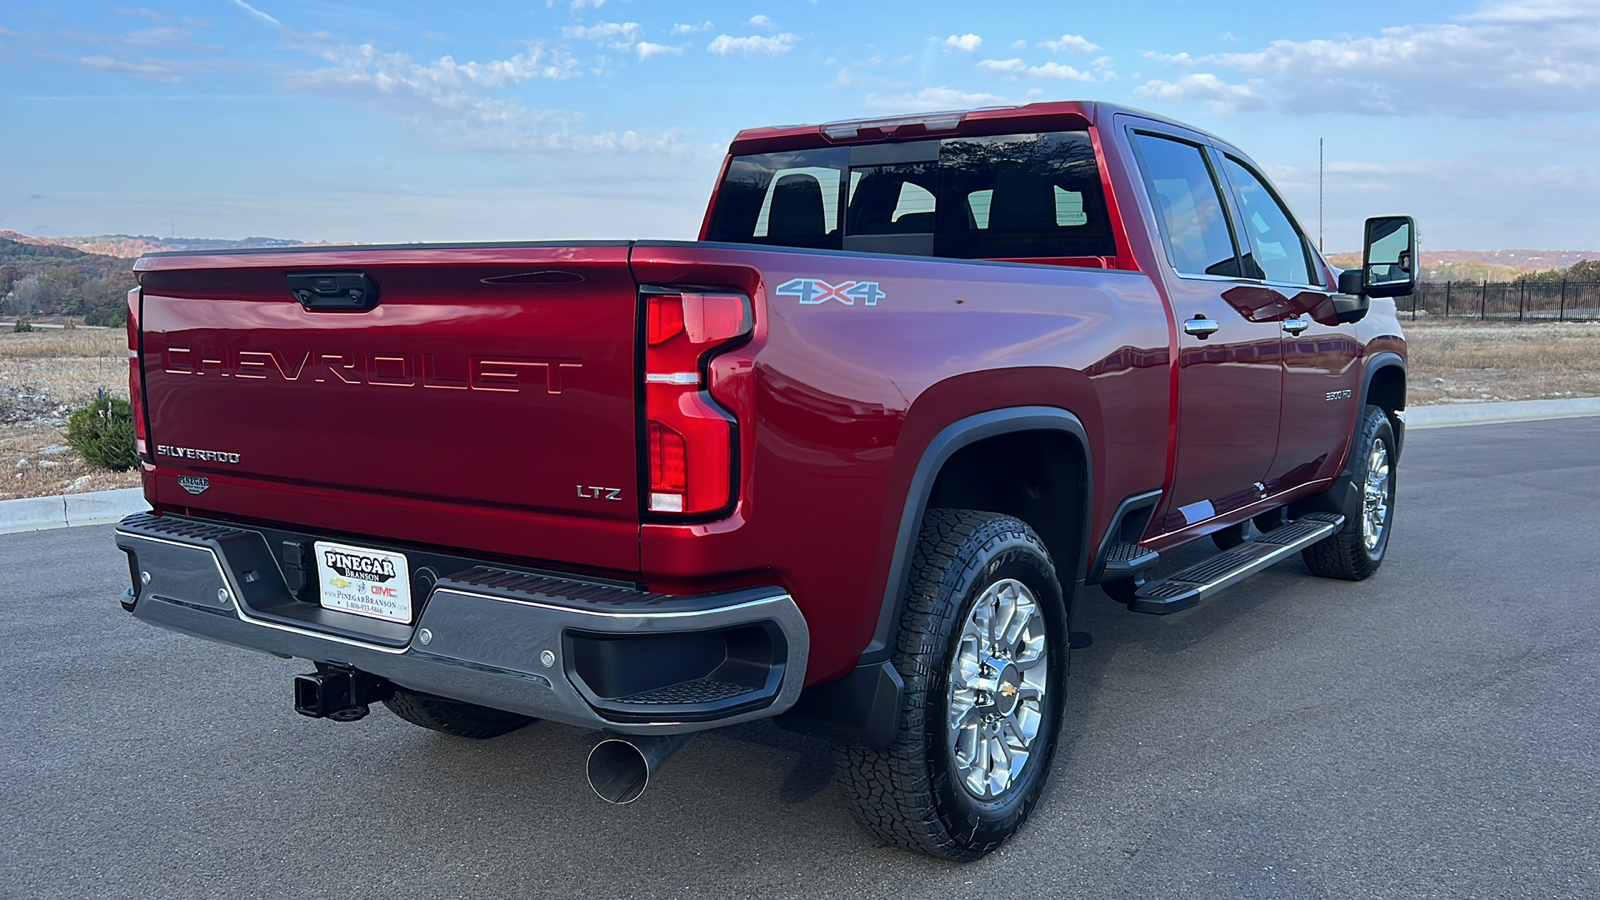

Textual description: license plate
[313,540,412,624]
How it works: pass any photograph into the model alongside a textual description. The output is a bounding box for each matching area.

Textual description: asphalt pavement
[2,418,1597,899]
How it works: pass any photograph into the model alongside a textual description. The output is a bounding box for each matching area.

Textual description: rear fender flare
[861,406,1092,664]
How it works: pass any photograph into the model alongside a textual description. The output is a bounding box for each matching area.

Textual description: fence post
[1560,279,1567,321]
[1481,278,1488,320]
[1519,279,1525,321]
[1440,281,1449,321]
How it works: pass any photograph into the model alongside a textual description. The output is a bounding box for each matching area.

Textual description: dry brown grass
[0,328,128,405]
[0,322,1596,501]
[1405,322,1600,404]
[1,421,140,502]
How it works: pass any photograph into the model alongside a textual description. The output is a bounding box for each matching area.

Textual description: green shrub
[66,392,138,471]
[12,319,32,332]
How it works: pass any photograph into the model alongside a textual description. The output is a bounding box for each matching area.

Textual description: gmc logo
[162,346,581,395]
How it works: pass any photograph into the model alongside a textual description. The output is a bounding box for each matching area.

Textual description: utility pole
[1318,137,1324,252]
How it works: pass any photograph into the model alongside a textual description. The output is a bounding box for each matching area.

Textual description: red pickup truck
[114,101,1413,859]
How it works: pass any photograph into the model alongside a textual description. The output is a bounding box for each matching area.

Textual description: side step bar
[1129,512,1344,615]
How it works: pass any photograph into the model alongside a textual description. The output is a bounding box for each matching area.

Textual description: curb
[1,398,1596,536]
[0,487,148,536]
[1407,397,1600,430]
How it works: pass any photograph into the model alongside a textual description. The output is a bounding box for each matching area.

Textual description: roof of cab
[727,100,1198,154]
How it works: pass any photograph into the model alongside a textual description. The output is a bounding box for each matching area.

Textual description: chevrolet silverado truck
[113,101,1415,860]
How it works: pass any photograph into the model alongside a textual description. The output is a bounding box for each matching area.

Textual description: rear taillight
[642,291,752,516]
[126,287,149,459]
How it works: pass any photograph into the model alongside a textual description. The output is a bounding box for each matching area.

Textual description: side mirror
[1360,215,1417,298]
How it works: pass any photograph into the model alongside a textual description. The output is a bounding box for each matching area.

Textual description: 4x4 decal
[776,278,886,307]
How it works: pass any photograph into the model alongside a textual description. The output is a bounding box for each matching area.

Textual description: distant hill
[1328,249,1599,283]
[0,231,317,259]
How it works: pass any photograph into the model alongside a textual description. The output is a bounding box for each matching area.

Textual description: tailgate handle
[287,271,380,311]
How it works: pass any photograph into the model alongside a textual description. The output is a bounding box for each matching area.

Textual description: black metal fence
[1402,281,1600,322]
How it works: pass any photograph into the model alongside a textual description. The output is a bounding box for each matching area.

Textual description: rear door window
[1129,132,1242,278]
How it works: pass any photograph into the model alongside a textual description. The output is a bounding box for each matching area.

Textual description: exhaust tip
[587,738,650,804]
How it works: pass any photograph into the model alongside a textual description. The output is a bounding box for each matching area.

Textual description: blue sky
[2,0,1597,252]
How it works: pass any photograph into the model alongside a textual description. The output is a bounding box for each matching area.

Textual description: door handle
[1183,315,1220,339]
[287,271,380,311]
[1282,314,1311,335]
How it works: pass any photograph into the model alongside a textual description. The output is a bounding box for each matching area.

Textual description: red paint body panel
[129,101,1407,690]
[631,243,1170,682]
[135,244,642,573]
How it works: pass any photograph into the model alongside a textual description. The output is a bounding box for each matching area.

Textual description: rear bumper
[114,513,808,734]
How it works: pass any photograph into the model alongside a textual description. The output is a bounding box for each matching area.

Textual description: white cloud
[1144,50,1196,68]
[671,21,713,35]
[228,0,281,29]
[943,34,982,53]
[1040,33,1099,54]
[283,41,580,132]
[977,58,1094,81]
[1141,1,1600,116]
[562,21,641,47]
[707,33,797,57]
[568,0,605,9]
[863,86,1011,113]
[749,14,775,29]
[77,54,182,81]
[636,41,682,61]
[1132,72,1266,114]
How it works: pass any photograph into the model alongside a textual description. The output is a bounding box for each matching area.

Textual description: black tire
[832,509,1068,861]
[1302,405,1396,581]
[382,687,534,739]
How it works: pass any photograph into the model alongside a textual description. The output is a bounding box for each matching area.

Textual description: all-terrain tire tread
[832,509,1055,861]
[1302,405,1393,581]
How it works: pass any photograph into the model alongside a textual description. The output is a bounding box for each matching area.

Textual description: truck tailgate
[134,243,641,573]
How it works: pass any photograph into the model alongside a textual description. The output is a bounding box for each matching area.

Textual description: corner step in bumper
[1129,513,1344,615]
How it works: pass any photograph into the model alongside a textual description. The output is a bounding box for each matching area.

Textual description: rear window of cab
[705,131,1115,260]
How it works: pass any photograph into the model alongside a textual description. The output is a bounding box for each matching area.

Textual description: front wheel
[832,509,1068,860]
[1302,405,1396,581]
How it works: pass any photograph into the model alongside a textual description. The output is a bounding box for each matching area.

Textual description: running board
[1129,513,1344,615]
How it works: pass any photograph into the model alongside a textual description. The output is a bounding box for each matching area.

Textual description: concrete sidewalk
[0,488,148,535]
[2,396,1595,536]
[1405,396,1600,429]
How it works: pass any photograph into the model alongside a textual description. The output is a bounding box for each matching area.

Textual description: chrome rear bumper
[114,513,808,734]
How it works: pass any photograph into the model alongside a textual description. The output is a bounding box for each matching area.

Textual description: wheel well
[1366,364,1406,456]
[1367,364,1406,417]
[925,430,1087,581]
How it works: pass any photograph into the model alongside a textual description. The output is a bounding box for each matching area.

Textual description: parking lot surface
[3,417,1597,899]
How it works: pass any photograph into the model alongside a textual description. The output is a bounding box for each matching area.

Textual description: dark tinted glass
[933,132,1114,258]
[1131,134,1241,278]
[704,131,1114,259]
[1221,156,1316,286]
[705,147,849,250]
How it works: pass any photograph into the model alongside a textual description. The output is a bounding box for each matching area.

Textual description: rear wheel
[383,687,534,739]
[1302,405,1396,581]
[832,509,1068,860]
